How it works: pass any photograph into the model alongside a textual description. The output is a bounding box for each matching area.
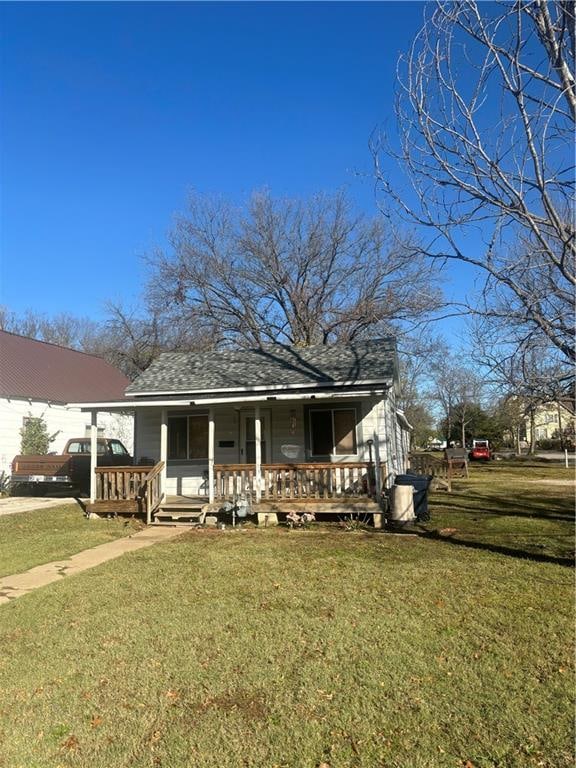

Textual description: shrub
[536,438,562,451]
[19,415,59,455]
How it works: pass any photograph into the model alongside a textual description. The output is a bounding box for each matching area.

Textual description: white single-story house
[71,338,412,525]
[0,330,133,478]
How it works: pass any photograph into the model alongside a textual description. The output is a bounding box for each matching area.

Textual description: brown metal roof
[0,330,130,404]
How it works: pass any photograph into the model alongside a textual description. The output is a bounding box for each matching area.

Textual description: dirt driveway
[0,496,79,517]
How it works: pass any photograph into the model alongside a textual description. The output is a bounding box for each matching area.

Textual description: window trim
[168,412,209,463]
[306,405,359,459]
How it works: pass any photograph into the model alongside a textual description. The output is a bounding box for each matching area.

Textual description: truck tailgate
[11,455,71,478]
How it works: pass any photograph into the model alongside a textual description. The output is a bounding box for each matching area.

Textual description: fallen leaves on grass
[60,734,80,752]
[316,689,334,701]
[191,688,268,720]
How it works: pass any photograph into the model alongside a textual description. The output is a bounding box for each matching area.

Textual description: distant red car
[469,439,491,461]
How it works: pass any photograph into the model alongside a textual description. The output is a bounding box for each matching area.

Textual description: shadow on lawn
[433,496,574,523]
[416,528,575,568]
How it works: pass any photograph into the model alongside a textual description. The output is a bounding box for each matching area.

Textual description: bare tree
[396,331,447,447]
[146,190,442,348]
[0,306,100,350]
[470,317,571,400]
[470,325,571,452]
[373,1,575,390]
[492,396,527,453]
[0,303,206,380]
[96,303,213,380]
[428,353,486,446]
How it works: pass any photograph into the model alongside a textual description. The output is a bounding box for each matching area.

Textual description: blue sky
[1,1,446,324]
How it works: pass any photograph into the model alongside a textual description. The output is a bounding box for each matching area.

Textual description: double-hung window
[168,414,208,461]
[309,407,357,457]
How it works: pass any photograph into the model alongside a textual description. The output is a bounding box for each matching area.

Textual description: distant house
[521,399,576,446]
[70,338,413,524]
[0,330,133,476]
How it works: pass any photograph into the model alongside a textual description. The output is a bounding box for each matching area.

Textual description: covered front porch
[82,394,394,524]
[90,460,377,522]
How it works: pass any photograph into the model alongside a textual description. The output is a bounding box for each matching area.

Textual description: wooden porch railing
[95,465,154,503]
[408,453,452,491]
[142,461,165,524]
[214,463,372,501]
[94,462,164,520]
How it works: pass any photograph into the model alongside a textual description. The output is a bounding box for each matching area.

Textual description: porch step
[154,504,207,526]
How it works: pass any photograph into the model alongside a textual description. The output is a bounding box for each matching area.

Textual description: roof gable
[126,338,398,397]
[0,331,130,404]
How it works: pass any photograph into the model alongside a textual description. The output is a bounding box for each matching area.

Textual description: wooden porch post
[89,410,98,503]
[160,408,168,505]
[372,430,382,503]
[254,405,262,503]
[208,408,215,503]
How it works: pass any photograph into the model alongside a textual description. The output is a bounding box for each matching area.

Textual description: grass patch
[0,505,141,577]
[0,464,573,767]
[0,543,573,764]
[420,462,574,564]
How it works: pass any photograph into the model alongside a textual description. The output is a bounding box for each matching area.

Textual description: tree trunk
[529,410,537,455]
[557,402,564,450]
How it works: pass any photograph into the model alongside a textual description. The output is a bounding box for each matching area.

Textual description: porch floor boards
[164,495,208,507]
[87,496,381,523]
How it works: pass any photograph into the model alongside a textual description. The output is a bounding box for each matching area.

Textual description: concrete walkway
[0,525,188,605]
[0,496,80,517]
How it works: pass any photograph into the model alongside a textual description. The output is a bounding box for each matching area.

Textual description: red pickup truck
[11,438,132,496]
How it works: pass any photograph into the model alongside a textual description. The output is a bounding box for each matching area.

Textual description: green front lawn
[0,464,573,767]
[0,505,141,578]
[421,461,575,564]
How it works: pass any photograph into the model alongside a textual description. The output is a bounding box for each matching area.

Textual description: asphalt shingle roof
[126,338,398,396]
[0,331,130,403]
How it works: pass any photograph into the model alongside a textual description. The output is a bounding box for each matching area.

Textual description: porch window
[168,414,208,460]
[309,408,357,456]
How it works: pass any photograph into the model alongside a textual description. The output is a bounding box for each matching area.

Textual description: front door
[240,413,270,463]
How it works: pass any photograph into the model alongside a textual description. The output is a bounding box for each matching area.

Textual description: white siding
[359,396,388,491]
[379,392,398,487]
[134,408,162,464]
[135,406,239,496]
[267,404,305,463]
[372,387,411,486]
[214,407,241,464]
[0,397,133,477]
[133,397,398,496]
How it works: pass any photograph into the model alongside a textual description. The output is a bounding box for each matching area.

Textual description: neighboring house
[521,399,576,445]
[71,338,412,523]
[0,330,133,477]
